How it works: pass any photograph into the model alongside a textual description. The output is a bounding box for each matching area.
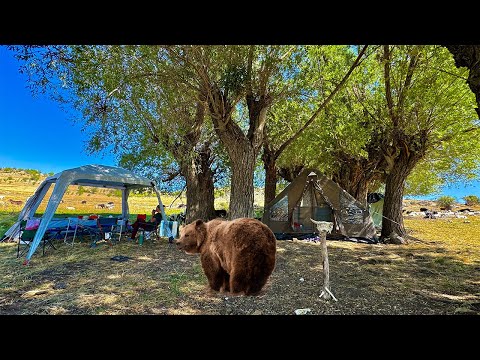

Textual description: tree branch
[246,45,254,96]
[398,47,420,112]
[274,45,369,159]
[383,45,396,126]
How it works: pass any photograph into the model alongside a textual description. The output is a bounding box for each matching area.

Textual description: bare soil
[1,223,479,315]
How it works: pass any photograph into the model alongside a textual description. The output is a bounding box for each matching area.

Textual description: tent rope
[369,209,403,226]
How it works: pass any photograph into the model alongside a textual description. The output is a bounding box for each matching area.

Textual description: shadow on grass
[0,234,479,315]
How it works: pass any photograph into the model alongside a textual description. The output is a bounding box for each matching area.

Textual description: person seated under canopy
[130,205,163,240]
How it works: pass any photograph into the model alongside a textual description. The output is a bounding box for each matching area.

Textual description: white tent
[3,164,172,264]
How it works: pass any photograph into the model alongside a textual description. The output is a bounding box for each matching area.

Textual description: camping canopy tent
[3,164,172,264]
[261,169,378,242]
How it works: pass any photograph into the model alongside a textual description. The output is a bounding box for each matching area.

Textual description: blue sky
[0,45,479,201]
[0,46,116,174]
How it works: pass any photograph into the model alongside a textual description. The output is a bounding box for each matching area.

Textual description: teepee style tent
[3,164,171,264]
[262,169,378,241]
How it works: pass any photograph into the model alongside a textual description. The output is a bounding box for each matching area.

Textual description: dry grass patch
[1,205,479,314]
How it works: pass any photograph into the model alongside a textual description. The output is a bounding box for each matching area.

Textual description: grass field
[1,168,479,315]
[0,216,479,315]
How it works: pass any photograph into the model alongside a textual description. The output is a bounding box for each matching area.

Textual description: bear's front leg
[201,254,228,292]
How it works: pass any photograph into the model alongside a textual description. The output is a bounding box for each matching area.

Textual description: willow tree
[262,45,369,205]
[10,45,219,221]
[273,44,479,235]
[372,45,479,237]
[162,45,319,218]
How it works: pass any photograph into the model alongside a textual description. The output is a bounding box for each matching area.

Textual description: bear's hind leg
[221,273,230,292]
[229,269,249,295]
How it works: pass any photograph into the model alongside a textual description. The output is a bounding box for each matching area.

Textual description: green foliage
[77,186,85,196]
[0,212,17,237]
[112,189,122,197]
[253,206,264,219]
[436,196,456,209]
[215,201,229,210]
[463,195,480,206]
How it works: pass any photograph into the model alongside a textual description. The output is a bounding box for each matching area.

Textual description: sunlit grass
[405,217,480,264]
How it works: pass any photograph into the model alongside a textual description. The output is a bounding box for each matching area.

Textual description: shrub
[436,196,456,210]
[463,195,480,206]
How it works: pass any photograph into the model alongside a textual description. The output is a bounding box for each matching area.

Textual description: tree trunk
[181,153,216,224]
[333,162,372,207]
[262,145,277,206]
[381,128,428,240]
[381,164,407,238]
[334,172,369,207]
[208,92,270,219]
[229,146,256,219]
[380,151,420,239]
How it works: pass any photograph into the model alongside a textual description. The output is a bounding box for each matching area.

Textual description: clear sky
[0,45,479,201]
[0,46,116,174]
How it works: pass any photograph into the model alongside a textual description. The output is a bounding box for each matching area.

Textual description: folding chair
[90,217,118,248]
[17,219,56,258]
[142,220,160,242]
[110,219,130,243]
[130,214,158,243]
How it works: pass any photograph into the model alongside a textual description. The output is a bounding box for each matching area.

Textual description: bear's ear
[194,219,204,228]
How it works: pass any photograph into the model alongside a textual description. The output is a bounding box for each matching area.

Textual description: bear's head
[176,219,207,254]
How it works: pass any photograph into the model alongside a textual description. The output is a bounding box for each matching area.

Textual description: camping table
[66,217,98,244]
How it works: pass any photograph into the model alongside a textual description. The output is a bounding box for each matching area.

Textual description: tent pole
[152,183,174,242]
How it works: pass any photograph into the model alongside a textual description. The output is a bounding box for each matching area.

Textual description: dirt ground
[1,225,479,315]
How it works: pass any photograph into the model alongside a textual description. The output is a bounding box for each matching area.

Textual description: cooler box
[160,220,179,238]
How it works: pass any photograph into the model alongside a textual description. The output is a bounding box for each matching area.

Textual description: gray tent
[3,164,171,264]
[262,169,378,241]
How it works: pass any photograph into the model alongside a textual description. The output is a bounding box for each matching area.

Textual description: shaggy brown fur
[176,218,277,296]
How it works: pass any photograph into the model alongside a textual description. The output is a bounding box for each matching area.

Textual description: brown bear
[176,217,277,296]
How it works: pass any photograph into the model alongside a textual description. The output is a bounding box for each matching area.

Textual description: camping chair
[145,220,161,242]
[17,219,56,258]
[110,219,130,242]
[90,217,119,248]
[131,214,159,243]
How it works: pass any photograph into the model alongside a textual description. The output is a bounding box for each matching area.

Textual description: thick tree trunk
[334,171,369,207]
[208,92,269,219]
[381,164,407,238]
[181,153,216,224]
[381,128,427,240]
[229,146,256,219]
[262,145,277,206]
